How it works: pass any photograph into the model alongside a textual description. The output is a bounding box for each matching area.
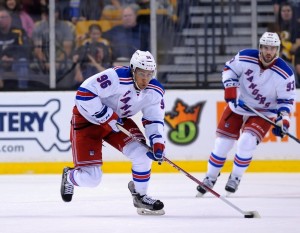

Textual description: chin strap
[132,71,142,91]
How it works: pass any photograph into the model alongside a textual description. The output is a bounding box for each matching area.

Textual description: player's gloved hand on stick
[146,142,164,163]
[95,105,122,132]
[237,99,252,111]
[271,111,290,138]
[108,117,123,133]
[224,86,237,107]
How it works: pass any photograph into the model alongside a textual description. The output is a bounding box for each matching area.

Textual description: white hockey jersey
[223,49,296,117]
[75,66,165,144]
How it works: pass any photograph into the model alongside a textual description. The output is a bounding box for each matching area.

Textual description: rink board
[1,160,300,174]
[0,90,299,174]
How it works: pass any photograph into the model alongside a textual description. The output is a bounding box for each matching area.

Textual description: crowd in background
[0,0,299,90]
[0,0,178,90]
[271,0,300,86]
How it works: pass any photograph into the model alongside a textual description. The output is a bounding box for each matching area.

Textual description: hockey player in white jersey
[196,32,296,197]
[60,50,166,215]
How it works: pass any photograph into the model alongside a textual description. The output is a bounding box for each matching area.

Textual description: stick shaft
[241,102,300,144]
[162,156,246,215]
[116,123,248,216]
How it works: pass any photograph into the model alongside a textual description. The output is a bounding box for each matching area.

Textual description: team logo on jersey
[165,100,205,145]
[89,150,95,156]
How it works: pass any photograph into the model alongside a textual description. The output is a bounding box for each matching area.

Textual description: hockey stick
[116,123,260,218]
[238,100,300,144]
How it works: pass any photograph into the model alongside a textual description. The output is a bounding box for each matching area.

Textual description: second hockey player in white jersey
[196,32,296,197]
[60,50,166,215]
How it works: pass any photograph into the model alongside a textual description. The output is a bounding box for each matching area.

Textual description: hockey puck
[244,214,254,218]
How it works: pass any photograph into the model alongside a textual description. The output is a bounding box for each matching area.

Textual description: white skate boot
[128,181,165,215]
[196,176,218,197]
[225,174,241,196]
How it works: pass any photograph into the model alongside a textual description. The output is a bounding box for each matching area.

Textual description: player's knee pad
[212,137,235,158]
[123,141,152,171]
[237,132,257,157]
[80,166,102,187]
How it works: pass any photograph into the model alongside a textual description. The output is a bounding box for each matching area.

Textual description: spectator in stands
[271,2,300,86]
[73,23,112,87]
[73,44,111,88]
[65,0,122,24]
[78,0,104,21]
[272,0,285,20]
[21,0,48,22]
[102,4,150,62]
[31,5,75,82]
[3,0,34,37]
[67,0,80,24]
[272,0,300,22]
[78,23,111,48]
[0,7,29,89]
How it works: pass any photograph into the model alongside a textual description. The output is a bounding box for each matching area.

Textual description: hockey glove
[108,117,123,133]
[146,143,165,163]
[271,111,290,138]
[94,105,122,132]
[224,87,237,107]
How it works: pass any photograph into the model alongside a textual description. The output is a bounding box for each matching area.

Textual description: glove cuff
[96,105,115,124]
[149,134,164,146]
[279,111,290,128]
[153,143,165,153]
[224,87,237,101]
[282,117,290,128]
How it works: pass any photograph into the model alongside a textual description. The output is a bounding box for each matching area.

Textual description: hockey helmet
[130,50,156,73]
[259,32,281,48]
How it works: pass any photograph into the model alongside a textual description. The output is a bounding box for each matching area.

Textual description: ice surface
[0,173,299,233]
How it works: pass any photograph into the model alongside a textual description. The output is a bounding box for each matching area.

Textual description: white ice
[0,172,299,233]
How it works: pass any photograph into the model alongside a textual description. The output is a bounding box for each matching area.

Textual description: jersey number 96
[97,75,112,89]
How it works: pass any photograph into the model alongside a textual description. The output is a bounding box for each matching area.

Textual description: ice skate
[225,174,241,196]
[60,167,74,202]
[128,181,165,215]
[196,176,217,197]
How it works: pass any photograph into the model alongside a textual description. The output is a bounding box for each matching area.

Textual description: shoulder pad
[146,79,165,97]
[239,49,259,57]
[113,66,134,85]
[271,58,294,79]
[238,49,259,64]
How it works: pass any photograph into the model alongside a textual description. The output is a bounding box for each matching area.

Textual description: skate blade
[225,191,234,197]
[137,208,165,216]
[195,192,205,198]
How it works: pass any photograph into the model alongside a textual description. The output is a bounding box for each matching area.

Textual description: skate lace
[141,195,157,205]
[203,177,216,188]
[227,177,240,188]
[64,182,74,195]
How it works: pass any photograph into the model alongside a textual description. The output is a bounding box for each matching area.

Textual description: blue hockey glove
[271,112,290,138]
[146,142,164,163]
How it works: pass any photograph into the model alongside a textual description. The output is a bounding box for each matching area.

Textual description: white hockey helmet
[259,32,281,48]
[130,50,156,73]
